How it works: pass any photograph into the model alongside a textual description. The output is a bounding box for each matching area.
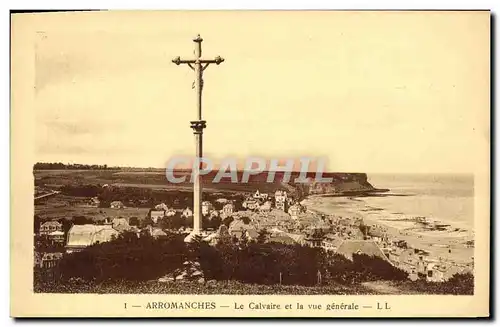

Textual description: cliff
[290,173,389,198]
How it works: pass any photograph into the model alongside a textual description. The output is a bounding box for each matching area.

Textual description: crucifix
[172,34,224,235]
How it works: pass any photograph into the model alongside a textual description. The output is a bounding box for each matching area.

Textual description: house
[336,240,391,262]
[274,190,288,210]
[244,228,259,241]
[209,210,220,219]
[202,225,231,245]
[34,252,42,267]
[423,261,473,283]
[243,199,260,210]
[388,249,427,275]
[287,203,302,219]
[274,190,288,202]
[202,232,219,245]
[228,219,256,239]
[322,234,344,252]
[425,262,446,282]
[222,202,235,216]
[155,203,169,211]
[285,233,306,245]
[253,190,269,200]
[87,197,100,207]
[129,225,141,237]
[368,229,388,243]
[165,208,177,217]
[149,210,166,224]
[146,226,168,239]
[40,252,63,269]
[268,234,297,245]
[65,224,119,253]
[39,221,62,236]
[112,218,130,233]
[274,191,288,211]
[202,201,214,215]
[48,230,65,244]
[92,226,119,244]
[110,201,125,209]
[259,201,272,212]
[304,235,323,248]
[182,207,193,218]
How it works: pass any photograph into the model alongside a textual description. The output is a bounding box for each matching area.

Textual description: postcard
[10,10,490,318]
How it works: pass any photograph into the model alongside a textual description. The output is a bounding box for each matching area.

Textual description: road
[34,191,60,201]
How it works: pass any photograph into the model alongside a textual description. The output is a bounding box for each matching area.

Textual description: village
[34,187,473,284]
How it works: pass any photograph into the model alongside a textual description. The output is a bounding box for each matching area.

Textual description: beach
[301,174,475,266]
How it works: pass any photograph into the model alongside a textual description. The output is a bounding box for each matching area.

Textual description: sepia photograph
[10,10,490,317]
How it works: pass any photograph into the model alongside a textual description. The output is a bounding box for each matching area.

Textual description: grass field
[35,198,150,221]
[34,279,374,295]
[34,169,287,194]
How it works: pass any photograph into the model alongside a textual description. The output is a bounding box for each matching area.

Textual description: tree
[239,228,249,247]
[222,216,234,228]
[34,215,42,234]
[311,228,325,239]
[73,215,93,225]
[59,232,188,282]
[183,215,194,228]
[129,217,140,227]
[358,221,370,240]
[257,229,269,244]
[59,218,73,235]
[141,216,154,228]
[34,235,65,253]
[241,216,251,224]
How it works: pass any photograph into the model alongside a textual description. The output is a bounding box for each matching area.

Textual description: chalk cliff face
[307,173,377,195]
[290,173,388,197]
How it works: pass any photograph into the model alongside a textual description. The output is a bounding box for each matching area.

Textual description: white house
[155,203,169,211]
[253,190,269,200]
[202,201,214,216]
[222,202,235,216]
[48,230,65,244]
[150,210,165,224]
[425,262,446,283]
[165,208,177,217]
[182,207,193,218]
[110,201,125,209]
[274,190,288,211]
[243,199,260,210]
[65,224,119,253]
[288,203,301,219]
[259,201,272,212]
[39,221,62,236]
[275,190,288,202]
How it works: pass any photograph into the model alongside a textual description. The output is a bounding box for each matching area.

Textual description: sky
[26,11,490,173]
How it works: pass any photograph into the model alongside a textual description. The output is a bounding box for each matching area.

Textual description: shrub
[195,241,326,286]
[403,272,474,295]
[59,231,188,282]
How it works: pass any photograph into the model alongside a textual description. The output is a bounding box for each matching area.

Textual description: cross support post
[172,34,224,236]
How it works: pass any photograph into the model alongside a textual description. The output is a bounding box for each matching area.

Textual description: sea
[364,173,475,229]
[304,173,475,233]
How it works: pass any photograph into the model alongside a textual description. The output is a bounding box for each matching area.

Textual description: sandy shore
[301,195,474,266]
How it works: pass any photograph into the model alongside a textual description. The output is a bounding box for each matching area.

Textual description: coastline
[301,194,474,266]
